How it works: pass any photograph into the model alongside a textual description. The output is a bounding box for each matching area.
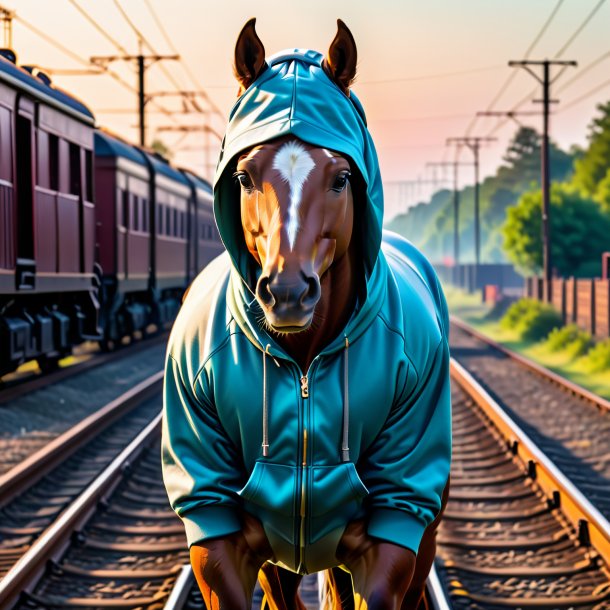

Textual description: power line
[66,0,130,57]
[358,65,502,85]
[464,0,565,137]
[555,49,610,94]
[142,0,224,120]
[113,0,193,105]
[91,51,179,146]
[555,0,606,58]
[559,76,610,111]
[485,0,608,138]
[13,12,138,95]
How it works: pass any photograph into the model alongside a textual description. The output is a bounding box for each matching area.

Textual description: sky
[3,0,610,220]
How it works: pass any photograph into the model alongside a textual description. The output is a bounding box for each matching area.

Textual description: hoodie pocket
[309,462,369,544]
[238,461,298,545]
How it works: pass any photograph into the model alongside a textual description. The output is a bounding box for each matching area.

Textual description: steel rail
[163,565,195,610]
[426,563,453,610]
[0,370,163,507]
[0,411,163,609]
[450,357,610,567]
[450,315,610,412]
[0,332,168,406]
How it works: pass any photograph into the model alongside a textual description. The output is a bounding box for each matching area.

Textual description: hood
[214,48,384,284]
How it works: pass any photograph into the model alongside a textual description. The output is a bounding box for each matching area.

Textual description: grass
[443,285,610,401]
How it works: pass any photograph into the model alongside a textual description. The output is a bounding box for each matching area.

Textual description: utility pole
[91,43,179,147]
[446,137,496,269]
[385,179,440,210]
[508,59,576,303]
[427,161,473,276]
[0,6,13,48]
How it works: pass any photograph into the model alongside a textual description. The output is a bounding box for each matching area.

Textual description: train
[0,48,224,376]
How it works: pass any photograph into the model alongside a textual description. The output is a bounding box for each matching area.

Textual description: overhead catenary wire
[66,0,130,58]
[142,0,225,120]
[484,0,607,137]
[558,76,610,112]
[14,13,136,94]
[464,0,565,137]
[14,6,180,125]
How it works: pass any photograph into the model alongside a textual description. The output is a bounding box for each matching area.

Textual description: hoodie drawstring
[262,344,270,457]
[261,339,350,462]
[342,336,350,462]
[262,344,280,457]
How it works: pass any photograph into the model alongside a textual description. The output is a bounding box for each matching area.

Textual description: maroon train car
[181,169,222,284]
[0,50,99,374]
[93,131,223,347]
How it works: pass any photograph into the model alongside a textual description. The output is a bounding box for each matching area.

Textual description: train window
[49,134,59,191]
[0,107,12,182]
[173,208,178,237]
[85,150,93,201]
[157,204,163,235]
[120,189,129,229]
[131,195,139,232]
[142,199,149,232]
[68,143,81,196]
[166,206,171,237]
[36,130,49,188]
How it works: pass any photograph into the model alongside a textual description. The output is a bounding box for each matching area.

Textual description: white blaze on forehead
[272,140,315,249]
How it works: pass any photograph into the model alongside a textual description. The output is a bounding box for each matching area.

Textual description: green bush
[545,324,593,357]
[583,339,610,373]
[500,298,563,341]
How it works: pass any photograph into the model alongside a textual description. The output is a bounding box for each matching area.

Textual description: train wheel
[37,354,62,374]
[99,338,117,352]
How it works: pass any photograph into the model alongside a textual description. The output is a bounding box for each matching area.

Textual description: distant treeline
[386,101,610,278]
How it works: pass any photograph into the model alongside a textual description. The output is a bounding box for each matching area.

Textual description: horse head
[233,19,359,333]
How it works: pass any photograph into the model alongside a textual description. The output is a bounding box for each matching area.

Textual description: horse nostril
[300,275,321,308]
[257,276,275,308]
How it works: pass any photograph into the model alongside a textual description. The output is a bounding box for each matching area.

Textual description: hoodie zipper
[295,359,318,573]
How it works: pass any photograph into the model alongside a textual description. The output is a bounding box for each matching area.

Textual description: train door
[15,97,36,289]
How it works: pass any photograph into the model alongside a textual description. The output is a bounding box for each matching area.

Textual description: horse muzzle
[256,272,321,331]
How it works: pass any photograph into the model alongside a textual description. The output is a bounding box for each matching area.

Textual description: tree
[572,101,610,199]
[502,183,610,276]
[151,138,173,161]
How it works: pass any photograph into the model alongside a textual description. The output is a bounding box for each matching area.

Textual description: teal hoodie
[162,49,451,575]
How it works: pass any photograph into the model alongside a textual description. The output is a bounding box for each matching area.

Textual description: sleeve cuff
[367,508,428,555]
[179,505,242,547]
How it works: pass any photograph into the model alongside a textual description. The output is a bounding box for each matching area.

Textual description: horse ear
[234,18,267,95]
[323,19,357,95]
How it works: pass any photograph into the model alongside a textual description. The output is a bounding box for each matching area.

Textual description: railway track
[0,341,166,477]
[0,332,168,407]
[1,416,184,609]
[427,360,610,609]
[0,372,163,585]
[449,317,610,521]
[3,342,609,608]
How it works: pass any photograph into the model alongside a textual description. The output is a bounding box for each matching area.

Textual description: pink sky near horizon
[4,0,610,220]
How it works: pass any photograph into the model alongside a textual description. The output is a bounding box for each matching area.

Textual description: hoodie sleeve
[362,336,451,555]
[161,352,244,547]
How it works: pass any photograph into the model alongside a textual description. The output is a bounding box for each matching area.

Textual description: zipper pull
[300,375,309,399]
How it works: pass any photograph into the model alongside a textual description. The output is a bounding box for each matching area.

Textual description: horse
[162,18,451,610]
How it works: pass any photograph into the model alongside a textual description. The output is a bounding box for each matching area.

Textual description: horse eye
[234,171,254,191]
[331,171,351,193]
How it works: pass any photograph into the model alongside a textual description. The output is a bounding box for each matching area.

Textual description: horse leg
[321,567,354,610]
[400,479,450,610]
[258,563,305,610]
